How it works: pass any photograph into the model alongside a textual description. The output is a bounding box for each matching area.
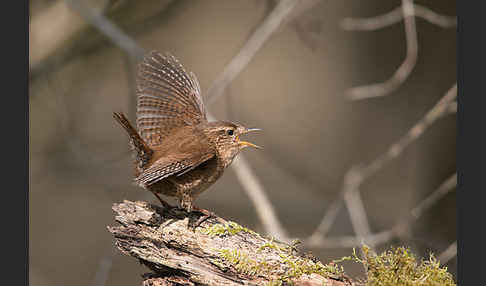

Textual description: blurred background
[29,0,456,285]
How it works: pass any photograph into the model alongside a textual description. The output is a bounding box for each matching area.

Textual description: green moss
[266,280,283,286]
[258,238,291,253]
[216,238,347,286]
[353,245,456,286]
[218,248,273,276]
[208,222,455,285]
[276,251,346,283]
[201,221,256,237]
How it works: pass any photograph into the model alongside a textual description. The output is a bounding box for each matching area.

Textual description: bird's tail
[113,112,153,170]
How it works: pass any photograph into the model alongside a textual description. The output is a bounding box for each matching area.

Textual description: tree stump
[108,200,356,286]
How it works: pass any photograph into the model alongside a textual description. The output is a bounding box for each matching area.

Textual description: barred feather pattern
[136,51,207,147]
[135,153,214,187]
[135,160,192,186]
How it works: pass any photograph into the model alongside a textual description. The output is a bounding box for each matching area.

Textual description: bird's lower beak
[238,128,263,149]
[238,140,263,149]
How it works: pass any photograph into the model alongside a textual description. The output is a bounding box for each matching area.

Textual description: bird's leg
[151,191,173,209]
[179,193,194,213]
[180,195,207,227]
[179,194,225,226]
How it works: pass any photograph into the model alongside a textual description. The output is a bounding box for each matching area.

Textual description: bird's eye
[227,129,234,136]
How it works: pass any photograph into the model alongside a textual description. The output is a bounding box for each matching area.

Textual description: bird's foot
[151,191,174,210]
[191,206,226,227]
[191,206,214,227]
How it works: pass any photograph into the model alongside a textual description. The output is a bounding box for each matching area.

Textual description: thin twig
[311,84,457,240]
[392,172,457,240]
[232,154,289,240]
[344,191,374,246]
[206,0,299,105]
[342,1,456,101]
[309,196,344,240]
[340,4,457,31]
[342,168,374,247]
[64,0,145,60]
[345,0,418,100]
[361,85,457,179]
[411,173,457,219]
[279,0,323,29]
[438,241,457,265]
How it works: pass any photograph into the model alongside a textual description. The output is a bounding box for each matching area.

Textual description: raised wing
[136,51,207,147]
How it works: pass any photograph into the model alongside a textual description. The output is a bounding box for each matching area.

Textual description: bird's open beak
[238,128,263,149]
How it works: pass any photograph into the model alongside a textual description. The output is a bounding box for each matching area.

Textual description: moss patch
[218,248,273,276]
[353,245,456,286]
[276,251,346,283]
[201,221,257,237]
[216,243,456,286]
[216,238,347,286]
[205,221,455,285]
[258,238,292,253]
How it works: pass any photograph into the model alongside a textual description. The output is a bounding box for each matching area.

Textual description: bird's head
[203,121,262,167]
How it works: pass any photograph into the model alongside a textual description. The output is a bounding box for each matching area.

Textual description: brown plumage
[114,51,261,213]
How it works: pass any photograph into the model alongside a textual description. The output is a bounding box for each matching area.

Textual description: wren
[114,51,261,216]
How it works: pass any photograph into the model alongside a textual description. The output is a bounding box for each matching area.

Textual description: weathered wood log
[108,200,356,286]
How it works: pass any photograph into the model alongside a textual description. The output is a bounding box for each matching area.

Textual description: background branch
[340,4,457,31]
[411,173,457,219]
[206,0,299,105]
[64,0,145,60]
[345,0,418,100]
[309,84,457,246]
[305,172,457,249]
[342,0,455,100]
[438,241,457,265]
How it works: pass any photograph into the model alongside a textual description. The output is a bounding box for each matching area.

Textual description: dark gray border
[10,0,29,285]
[0,0,29,282]
[457,1,480,285]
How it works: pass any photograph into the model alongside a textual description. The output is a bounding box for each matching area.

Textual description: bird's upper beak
[238,128,263,149]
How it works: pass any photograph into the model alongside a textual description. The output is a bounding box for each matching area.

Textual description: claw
[191,206,226,227]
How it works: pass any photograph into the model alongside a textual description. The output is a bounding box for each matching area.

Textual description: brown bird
[114,51,261,217]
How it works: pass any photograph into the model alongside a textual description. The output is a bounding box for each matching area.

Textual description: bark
[108,200,356,286]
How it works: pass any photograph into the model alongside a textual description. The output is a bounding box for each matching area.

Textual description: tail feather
[113,112,153,170]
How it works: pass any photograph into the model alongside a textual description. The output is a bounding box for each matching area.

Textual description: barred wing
[136,51,206,146]
[135,152,214,187]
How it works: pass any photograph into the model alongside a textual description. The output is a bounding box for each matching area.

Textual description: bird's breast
[172,156,225,196]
